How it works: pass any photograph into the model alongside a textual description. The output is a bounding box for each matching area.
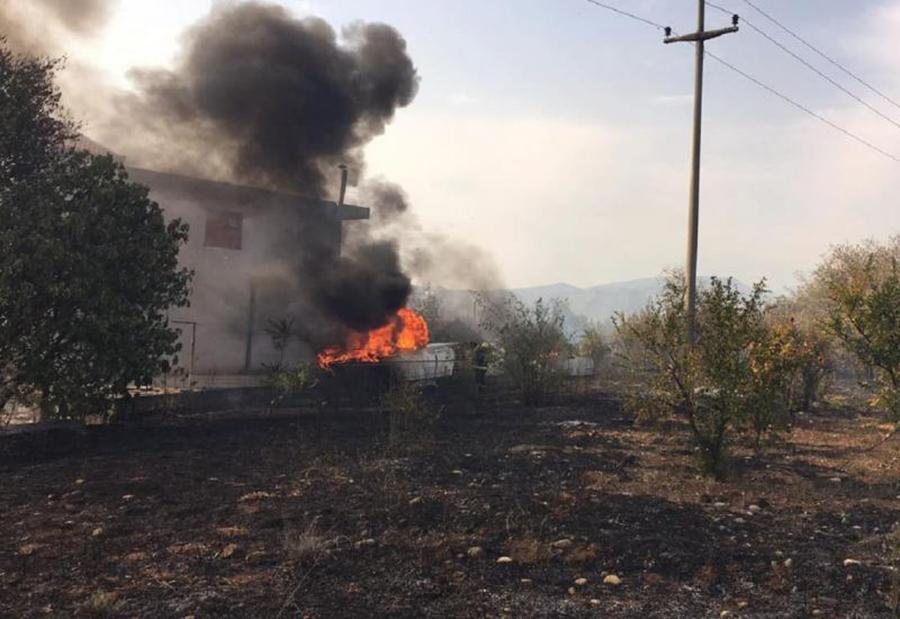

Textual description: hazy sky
[68,0,900,290]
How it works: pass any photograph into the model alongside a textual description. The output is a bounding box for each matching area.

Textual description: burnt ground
[1,390,900,618]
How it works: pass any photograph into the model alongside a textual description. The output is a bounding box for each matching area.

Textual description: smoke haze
[0,0,112,55]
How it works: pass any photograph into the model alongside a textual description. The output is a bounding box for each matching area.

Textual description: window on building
[204,211,242,250]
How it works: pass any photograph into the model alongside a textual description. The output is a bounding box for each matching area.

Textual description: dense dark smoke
[315,242,411,333]
[120,2,418,197]
[0,0,112,54]
[108,2,421,341]
[109,2,422,340]
[2,0,494,344]
[360,178,410,223]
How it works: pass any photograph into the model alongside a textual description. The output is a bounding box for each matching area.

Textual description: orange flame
[317,307,430,368]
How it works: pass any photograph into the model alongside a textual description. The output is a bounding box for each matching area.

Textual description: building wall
[127,168,351,376]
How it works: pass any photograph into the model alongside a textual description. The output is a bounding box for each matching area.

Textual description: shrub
[475,293,570,405]
[576,320,610,369]
[265,317,296,370]
[381,380,438,448]
[266,364,315,412]
[614,274,791,477]
[813,238,900,420]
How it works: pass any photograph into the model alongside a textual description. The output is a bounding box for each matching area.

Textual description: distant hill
[417,276,749,336]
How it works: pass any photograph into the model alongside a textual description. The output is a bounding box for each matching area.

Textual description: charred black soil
[1,393,899,618]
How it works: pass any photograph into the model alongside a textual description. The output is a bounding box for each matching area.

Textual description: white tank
[387,343,456,382]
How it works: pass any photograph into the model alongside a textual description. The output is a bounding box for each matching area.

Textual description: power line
[583,0,666,31]
[706,1,900,133]
[581,0,900,166]
[741,0,900,113]
[705,50,900,165]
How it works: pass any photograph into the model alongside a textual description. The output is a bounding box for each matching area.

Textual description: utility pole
[336,163,349,257]
[664,3,738,345]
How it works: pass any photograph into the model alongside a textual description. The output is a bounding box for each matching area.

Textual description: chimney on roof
[337,164,348,207]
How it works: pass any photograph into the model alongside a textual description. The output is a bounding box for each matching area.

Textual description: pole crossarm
[664,25,738,44]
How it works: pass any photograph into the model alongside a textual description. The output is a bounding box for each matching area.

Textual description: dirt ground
[2,389,900,618]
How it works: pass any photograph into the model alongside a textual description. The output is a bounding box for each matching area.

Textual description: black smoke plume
[108,2,421,342]
[124,2,418,197]
[315,241,411,333]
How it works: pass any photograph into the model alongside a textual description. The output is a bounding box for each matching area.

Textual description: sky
[57,0,900,291]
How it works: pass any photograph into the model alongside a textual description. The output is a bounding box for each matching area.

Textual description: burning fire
[317,307,429,368]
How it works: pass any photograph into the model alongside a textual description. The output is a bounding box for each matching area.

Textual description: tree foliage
[576,320,609,369]
[766,300,831,413]
[614,274,797,477]
[476,293,570,405]
[0,43,192,420]
[813,238,900,418]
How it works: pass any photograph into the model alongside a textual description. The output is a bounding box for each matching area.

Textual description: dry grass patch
[505,536,552,564]
[283,521,338,564]
[81,591,122,617]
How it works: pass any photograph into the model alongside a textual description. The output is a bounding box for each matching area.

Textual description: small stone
[720,612,731,618]
[574,577,588,586]
[737,600,749,609]
[408,496,422,506]
[551,538,573,549]
[748,504,761,513]
[18,543,37,556]
[829,477,842,483]
[91,527,104,537]
[567,586,576,595]
[734,518,746,524]
[603,574,621,586]
[590,599,601,606]
[812,611,824,616]
[843,558,861,567]
[784,558,793,568]
[220,543,237,558]
[74,479,85,485]
[520,578,532,584]
[496,556,513,564]
[467,546,484,558]
[451,469,464,476]
[121,494,135,501]
[713,502,727,508]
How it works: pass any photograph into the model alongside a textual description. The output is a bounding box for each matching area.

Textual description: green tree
[476,293,570,405]
[765,301,831,413]
[614,274,788,477]
[576,319,609,369]
[814,238,900,419]
[0,44,192,420]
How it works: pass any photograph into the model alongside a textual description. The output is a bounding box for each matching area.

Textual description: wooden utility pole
[664,3,738,344]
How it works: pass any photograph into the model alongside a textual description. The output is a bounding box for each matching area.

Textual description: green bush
[475,294,570,406]
[381,381,437,449]
[614,274,793,477]
[266,364,315,412]
[813,238,900,420]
